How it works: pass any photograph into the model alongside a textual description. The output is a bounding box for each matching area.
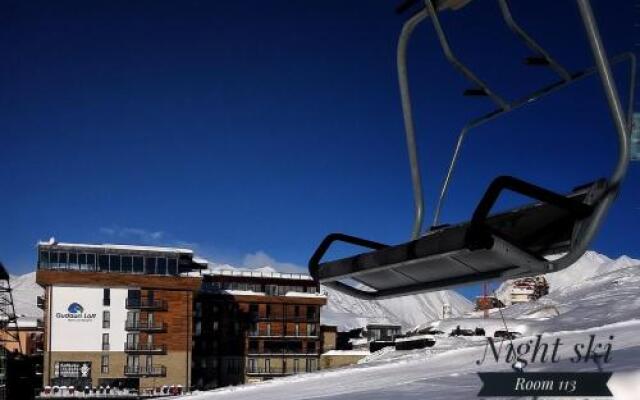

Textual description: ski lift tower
[0,262,22,400]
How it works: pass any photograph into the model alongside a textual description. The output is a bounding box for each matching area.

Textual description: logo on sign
[56,302,96,321]
[68,302,84,313]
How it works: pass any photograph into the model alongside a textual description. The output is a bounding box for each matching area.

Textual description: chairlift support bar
[432,52,636,227]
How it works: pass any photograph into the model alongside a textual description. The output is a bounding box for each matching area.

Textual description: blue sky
[1,0,637,299]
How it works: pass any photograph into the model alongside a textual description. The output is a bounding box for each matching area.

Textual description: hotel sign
[55,361,91,379]
[55,302,97,322]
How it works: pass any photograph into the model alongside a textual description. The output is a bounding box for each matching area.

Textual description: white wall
[50,286,129,352]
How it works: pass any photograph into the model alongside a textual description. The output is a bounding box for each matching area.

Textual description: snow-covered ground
[180,251,640,400]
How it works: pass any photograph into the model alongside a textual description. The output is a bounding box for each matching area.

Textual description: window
[307,342,316,353]
[293,359,300,373]
[167,258,178,275]
[213,321,219,332]
[266,285,277,296]
[306,286,317,294]
[49,252,59,268]
[103,288,110,306]
[306,358,317,372]
[145,257,156,274]
[307,306,316,320]
[102,311,110,329]
[58,252,68,268]
[266,323,271,336]
[68,253,78,269]
[39,251,49,268]
[121,256,133,273]
[294,305,300,317]
[249,340,258,352]
[87,254,96,270]
[102,333,109,351]
[98,255,109,272]
[132,256,144,273]
[265,359,271,373]
[195,321,202,336]
[307,323,317,336]
[101,355,109,374]
[156,257,167,275]
[295,324,300,337]
[266,305,271,317]
[248,358,256,373]
[109,255,121,272]
[128,289,140,307]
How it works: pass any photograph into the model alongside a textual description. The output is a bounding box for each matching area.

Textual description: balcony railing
[248,331,319,338]
[124,342,167,354]
[125,298,168,311]
[124,365,167,377]
[125,321,167,332]
[246,368,289,376]
[256,315,319,322]
[247,350,320,356]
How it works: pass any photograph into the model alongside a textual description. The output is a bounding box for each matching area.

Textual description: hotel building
[192,270,326,389]
[36,241,205,391]
[35,240,327,392]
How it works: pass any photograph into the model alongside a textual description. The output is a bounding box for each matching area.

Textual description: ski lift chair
[308,0,635,299]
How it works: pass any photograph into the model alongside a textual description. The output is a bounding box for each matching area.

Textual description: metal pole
[577,0,630,186]
[397,10,428,239]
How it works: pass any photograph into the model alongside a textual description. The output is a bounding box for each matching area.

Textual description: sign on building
[632,113,640,161]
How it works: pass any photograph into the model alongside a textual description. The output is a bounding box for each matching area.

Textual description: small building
[320,325,337,353]
[320,350,369,369]
[364,324,401,342]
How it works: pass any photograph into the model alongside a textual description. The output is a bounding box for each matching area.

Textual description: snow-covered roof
[202,269,314,281]
[38,241,194,254]
[323,350,370,356]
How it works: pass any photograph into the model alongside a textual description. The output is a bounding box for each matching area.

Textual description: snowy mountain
[9,271,42,319]
[495,251,640,303]
[321,285,472,331]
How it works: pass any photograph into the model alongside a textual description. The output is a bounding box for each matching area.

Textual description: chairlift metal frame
[308,0,635,299]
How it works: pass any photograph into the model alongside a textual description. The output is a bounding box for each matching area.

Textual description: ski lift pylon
[308,0,635,299]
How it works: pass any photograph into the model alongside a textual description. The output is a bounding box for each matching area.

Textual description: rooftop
[38,240,194,255]
[201,269,314,281]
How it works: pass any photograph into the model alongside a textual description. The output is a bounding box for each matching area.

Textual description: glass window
[156,258,167,275]
[58,252,68,268]
[103,288,110,306]
[50,252,59,268]
[101,355,109,374]
[103,310,110,329]
[98,255,109,272]
[39,251,49,268]
[132,256,143,273]
[102,333,109,351]
[167,258,177,275]
[68,253,78,269]
[87,254,96,270]
[144,257,156,274]
[109,255,121,272]
[121,256,133,273]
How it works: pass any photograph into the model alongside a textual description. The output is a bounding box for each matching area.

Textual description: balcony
[124,342,167,354]
[248,331,319,338]
[125,321,167,332]
[124,365,167,377]
[125,298,168,311]
[257,315,319,322]
[247,350,320,356]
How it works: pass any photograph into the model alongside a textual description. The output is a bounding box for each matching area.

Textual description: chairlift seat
[309,176,606,299]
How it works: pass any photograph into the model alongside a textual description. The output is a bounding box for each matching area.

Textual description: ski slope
[182,252,640,400]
